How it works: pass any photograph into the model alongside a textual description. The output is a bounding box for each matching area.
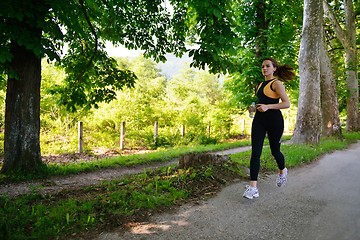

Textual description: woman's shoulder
[271,79,284,89]
[264,79,280,99]
[272,78,282,84]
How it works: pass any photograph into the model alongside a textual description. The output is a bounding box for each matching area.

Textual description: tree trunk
[344,0,358,131]
[344,48,358,131]
[323,0,359,131]
[292,0,322,144]
[319,23,342,138]
[1,42,42,174]
[254,0,268,58]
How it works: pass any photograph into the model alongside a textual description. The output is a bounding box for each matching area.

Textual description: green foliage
[38,54,299,156]
[51,48,137,111]
[224,0,303,110]
[37,54,298,156]
[184,0,239,73]
[0,0,58,71]
[1,0,239,114]
[67,56,239,151]
[40,60,90,154]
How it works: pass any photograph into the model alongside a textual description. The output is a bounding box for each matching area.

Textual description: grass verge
[0,162,245,240]
[0,138,254,183]
[230,131,360,172]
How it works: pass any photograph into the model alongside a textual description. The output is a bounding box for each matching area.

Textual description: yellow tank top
[256,79,280,99]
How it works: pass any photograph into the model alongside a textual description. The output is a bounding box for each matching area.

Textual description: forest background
[2,54,295,155]
[0,0,358,173]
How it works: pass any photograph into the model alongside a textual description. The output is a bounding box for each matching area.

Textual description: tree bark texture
[323,0,359,131]
[344,47,359,131]
[319,23,342,137]
[343,0,358,131]
[292,0,322,144]
[1,43,42,173]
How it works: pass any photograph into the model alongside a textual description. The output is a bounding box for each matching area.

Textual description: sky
[105,42,143,58]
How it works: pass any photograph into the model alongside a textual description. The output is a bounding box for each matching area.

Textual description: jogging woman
[243,57,296,200]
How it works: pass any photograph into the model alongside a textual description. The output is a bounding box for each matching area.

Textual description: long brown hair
[263,57,296,82]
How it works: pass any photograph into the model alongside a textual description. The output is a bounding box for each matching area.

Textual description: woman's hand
[256,104,269,112]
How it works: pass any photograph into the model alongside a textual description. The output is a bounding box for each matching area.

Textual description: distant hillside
[157,54,193,79]
[106,43,193,79]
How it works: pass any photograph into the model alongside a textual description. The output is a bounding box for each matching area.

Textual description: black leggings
[250,110,285,181]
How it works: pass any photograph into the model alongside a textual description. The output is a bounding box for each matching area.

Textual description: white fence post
[78,121,83,153]
[154,121,158,146]
[120,121,126,150]
[181,124,185,138]
[242,118,245,135]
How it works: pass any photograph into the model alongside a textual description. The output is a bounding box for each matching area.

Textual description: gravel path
[90,141,360,240]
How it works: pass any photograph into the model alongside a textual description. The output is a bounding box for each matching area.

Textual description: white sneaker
[276,168,288,187]
[243,185,259,199]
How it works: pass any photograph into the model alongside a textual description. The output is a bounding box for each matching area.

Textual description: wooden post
[285,109,290,133]
[120,121,125,150]
[242,118,245,135]
[154,121,158,147]
[181,124,185,138]
[78,121,83,153]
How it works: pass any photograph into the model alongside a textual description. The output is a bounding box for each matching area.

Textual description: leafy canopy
[224,0,302,109]
[0,0,238,111]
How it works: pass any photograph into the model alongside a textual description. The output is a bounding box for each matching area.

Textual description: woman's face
[261,60,276,78]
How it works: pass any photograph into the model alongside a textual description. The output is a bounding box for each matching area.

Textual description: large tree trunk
[292,0,322,144]
[343,0,358,131]
[1,42,42,174]
[323,0,359,131]
[319,23,342,137]
[344,47,358,131]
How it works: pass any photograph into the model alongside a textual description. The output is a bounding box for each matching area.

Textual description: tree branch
[77,0,99,81]
[322,0,347,48]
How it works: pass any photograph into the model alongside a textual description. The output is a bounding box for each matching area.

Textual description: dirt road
[94,141,360,240]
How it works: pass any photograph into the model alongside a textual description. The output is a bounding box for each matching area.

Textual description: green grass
[47,135,291,178]
[230,131,360,172]
[0,135,293,182]
[0,165,186,239]
[0,163,243,240]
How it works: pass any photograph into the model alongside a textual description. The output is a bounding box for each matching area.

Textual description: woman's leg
[244,116,267,199]
[250,117,267,183]
[267,112,285,170]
